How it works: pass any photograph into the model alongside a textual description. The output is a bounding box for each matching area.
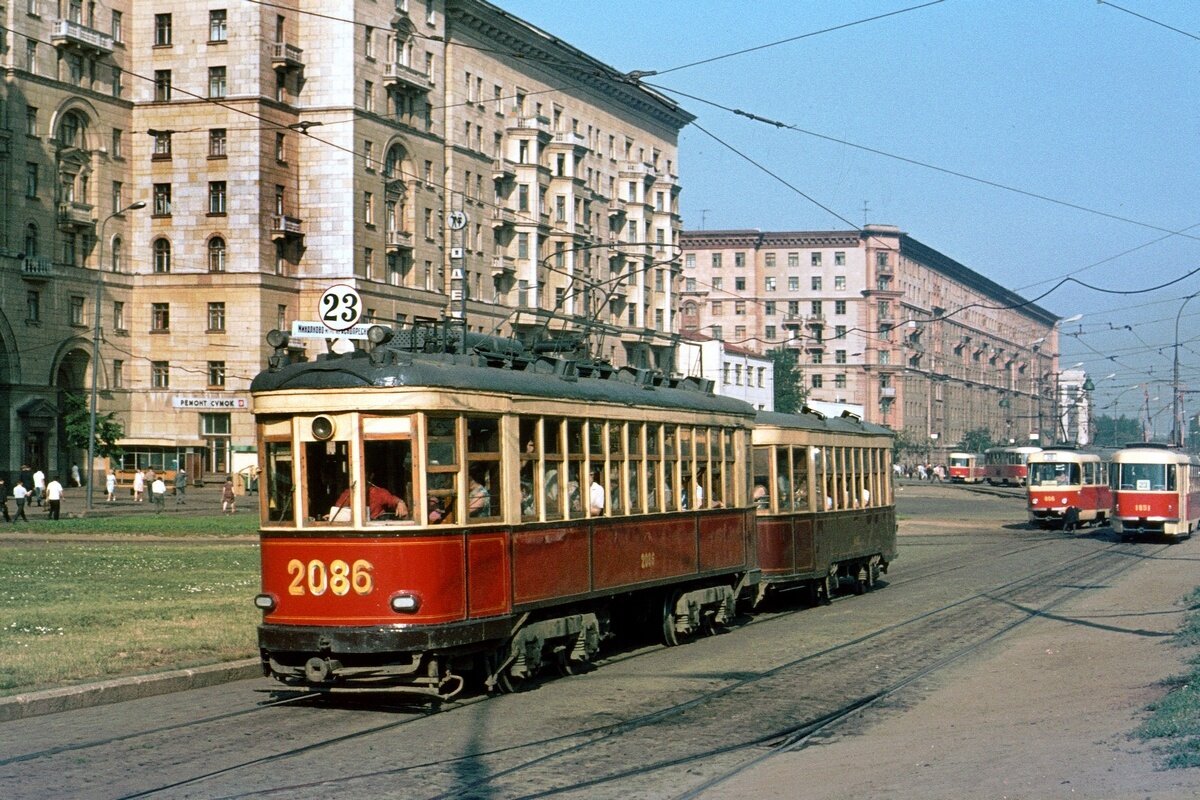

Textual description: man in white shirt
[589,469,605,516]
[32,468,45,507]
[45,478,64,520]
[12,482,28,521]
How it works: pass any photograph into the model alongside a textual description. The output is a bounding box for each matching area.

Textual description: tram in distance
[948,451,985,483]
[1025,446,1112,529]
[1109,443,1200,541]
[984,445,1042,486]
[249,321,898,700]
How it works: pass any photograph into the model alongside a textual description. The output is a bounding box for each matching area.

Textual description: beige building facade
[681,226,1063,459]
[1,0,691,483]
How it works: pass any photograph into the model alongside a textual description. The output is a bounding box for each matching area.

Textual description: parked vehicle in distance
[1109,443,1200,541]
[984,445,1042,486]
[948,452,985,483]
[1026,446,1112,529]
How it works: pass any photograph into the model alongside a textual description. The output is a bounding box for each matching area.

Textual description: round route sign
[447,210,468,230]
[319,284,362,331]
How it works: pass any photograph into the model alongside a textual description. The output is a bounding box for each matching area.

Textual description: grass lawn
[0,536,260,696]
[1137,586,1200,767]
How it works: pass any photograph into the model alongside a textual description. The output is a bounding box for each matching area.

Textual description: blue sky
[498,0,1200,428]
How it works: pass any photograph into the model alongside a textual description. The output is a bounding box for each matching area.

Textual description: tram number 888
[287,558,374,597]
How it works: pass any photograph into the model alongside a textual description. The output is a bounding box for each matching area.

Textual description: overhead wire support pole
[1172,293,1199,448]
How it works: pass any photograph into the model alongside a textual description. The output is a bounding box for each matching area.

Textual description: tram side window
[544,418,565,520]
[1167,464,1177,492]
[663,425,678,512]
[306,440,349,522]
[752,446,771,510]
[589,420,610,516]
[606,422,625,515]
[695,428,712,508]
[775,447,792,511]
[646,423,662,513]
[519,417,539,520]
[264,440,294,524]
[425,415,458,524]
[362,439,412,521]
[679,427,694,508]
[466,416,501,520]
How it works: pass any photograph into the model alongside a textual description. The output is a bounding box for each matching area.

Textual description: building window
[835,325,847,339]
[26,291,40,322]
[788,276,799,291]
[152,361,170,389]
[208,66,227,98]
[110,237,122,273]
[113,301,125,332]
[209,128,227,157]
[69,296,85,326]
[151,303,170,331]
[111,181,123,213]
[112,68,123,98]
[812,276,822,291]
[765,325,776,340]
[364,191,374,225]
[835,374,847,389]
[836,350,847,364]
[835,300,847,314]
[208,181,226,215]
[152,130,172,159]
[111,11,123,42]
[711,325,723,340]
[364,80,374,112]
[712,253,722,269]
[811,374,823,389]
[153,238,171,272]
[835,251,846,266]
[25,163,37,198]
[111,128,123,158]
[712,277,723,291]
[208,237,226,272]
[787,252,799,268]
[154,13,172,46]
[734,252,745,268]
[734,301,746,315]
[208,361,226,388]
[765,252,776,268]
[276,132,286,163]
[154,70,172,101]
[877,252,889,267]
[206,297,225,331]
[424,208,434,239]
[153,183,171,215]
[764,301,776,315]
[26,106,38,136]
[735,277,746,291]
[811,252,822,267]
[734,325,746,340]
[25,41,37,74]
[834,275,846,290]
[112,360,124,389]
[209,10,227,42]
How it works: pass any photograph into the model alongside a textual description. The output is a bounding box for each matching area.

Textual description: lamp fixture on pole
[87,200,145,510]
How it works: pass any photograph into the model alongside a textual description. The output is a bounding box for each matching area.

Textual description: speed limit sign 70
[319,284,362,331]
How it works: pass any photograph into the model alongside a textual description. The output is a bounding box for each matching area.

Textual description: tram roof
[755,409,894,438]
[251,349,758,419]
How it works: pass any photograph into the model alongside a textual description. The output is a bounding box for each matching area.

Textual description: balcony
[806,314,825,326]
[880,386,897,398]
[384,61,432,94]
[619,161,657,183]
[549,130,588,153]
[51,19,114,55]
[272,42,304,71]
[270,215,304,241]
[491,207,516,229]
[805,339,826,351]
[21,257,54,281]
[385,229,414,253]
[491,157,516,181]
[58,201,95,231]
[508,114,552,137]
[491,255,515,277]
[607,200,626,219]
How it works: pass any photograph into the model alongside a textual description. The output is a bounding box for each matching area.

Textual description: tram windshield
[1115,462,1174,491]
[1028,462,1079,487]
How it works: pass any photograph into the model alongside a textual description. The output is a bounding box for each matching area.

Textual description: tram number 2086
[287,558,374,597]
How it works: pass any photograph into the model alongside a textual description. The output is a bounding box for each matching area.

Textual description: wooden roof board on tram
[250,350,758,421]
[752,409,895,445]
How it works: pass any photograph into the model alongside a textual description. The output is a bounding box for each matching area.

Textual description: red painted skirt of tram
[259,509,754,629]
[755,507,897,586]
[1028,485,1113,524]
[1112,489,1200,536]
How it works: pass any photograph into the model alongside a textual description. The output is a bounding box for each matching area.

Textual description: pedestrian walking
[132,469,145,502]
[45,478,63,520]
[70,463,82,487]
[12,482,28,522]
[0,479,10,523]
[151,477,166,512]
[32,468,45,507]
[221,477,236,514]
[105,471,117,503]
[174,468,187,504]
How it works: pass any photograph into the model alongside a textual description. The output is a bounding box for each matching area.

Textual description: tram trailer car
[752,411,896,601]
[1026,447,1112,529]
[948,452,984,483]
[984,445,1042,486]
[251,324,766,699]
[1110,443,1200,541]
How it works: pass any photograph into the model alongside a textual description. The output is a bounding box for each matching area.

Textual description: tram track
[95,538,1166,800]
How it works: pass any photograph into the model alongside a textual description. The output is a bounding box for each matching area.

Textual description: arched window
[59,111,85,148]
[208,236,226,272]
[153,238,171,273]
[384,143,406,180]
[110,236,123,272]
[24,223,38,258]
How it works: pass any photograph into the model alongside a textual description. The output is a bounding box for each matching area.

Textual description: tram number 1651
[287,558,374,597]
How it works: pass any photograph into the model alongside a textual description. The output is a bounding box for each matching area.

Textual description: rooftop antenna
[699,209,710,230]
[862,200,871,227]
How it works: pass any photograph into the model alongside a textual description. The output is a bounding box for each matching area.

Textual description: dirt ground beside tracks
[724,486,1200,800]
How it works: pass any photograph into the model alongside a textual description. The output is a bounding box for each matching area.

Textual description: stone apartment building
[681,226,1064,458]
[0,0,691,483]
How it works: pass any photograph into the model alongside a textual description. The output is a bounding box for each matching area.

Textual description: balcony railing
[384,61,432,93]
[58,201,96,230]
[271,215,304,239]
[51,19,114,54]
[21,257,54,280]
[491,256,515,276]
[490,207,516,228]
[385,229,414,252]
[491,158,516,180]
[272,42,304,70]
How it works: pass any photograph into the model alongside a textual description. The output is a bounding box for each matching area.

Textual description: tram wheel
[661,589,690,647]
[485,649,518,694]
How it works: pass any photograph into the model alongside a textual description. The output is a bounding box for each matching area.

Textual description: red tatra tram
[250,323,896,699]
[1026,446,1112,529]
[948,451,985,483]
[984,445,1042,486]
[1110,443,1200,541]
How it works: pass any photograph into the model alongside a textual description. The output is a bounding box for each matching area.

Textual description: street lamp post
[87,201,145,510]
[1172,293,1199,448]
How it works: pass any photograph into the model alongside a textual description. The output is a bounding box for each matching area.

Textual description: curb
[0,658,262,723]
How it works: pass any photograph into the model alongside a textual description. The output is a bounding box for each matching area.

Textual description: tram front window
[1030,463,1077,487]
[1120,463,1170,491]
[363,439,412,521]
[263,440,294,524]
[305,440,349,522]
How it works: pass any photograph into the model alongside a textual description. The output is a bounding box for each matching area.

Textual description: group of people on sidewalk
[0,465,66,522]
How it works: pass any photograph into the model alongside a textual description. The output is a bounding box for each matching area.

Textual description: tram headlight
[254,593,277,612]
[311,415,335,441]
[390,593,421,613]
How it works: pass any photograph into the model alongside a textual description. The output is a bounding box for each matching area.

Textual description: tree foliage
[957,427,994,454]
[769,348,805,414]
[1092,414,1142,448]
[63,392,125,459]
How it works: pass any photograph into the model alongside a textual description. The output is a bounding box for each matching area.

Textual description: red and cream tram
[1110,443,1200,541]
[752,410,896,601]
[984,445,1042,486]
[1026,446,1112,529]
[948,451,985,483]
